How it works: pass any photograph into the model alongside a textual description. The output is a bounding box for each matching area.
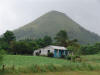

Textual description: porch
[54,49,68,57]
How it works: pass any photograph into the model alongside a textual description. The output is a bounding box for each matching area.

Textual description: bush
[36,52,40,56]
[80,43,100,55]
[66,56,71,60]
[0,49,6,65]
[48,53,54,57]
[61,55,66,58]
[66,55,81,62]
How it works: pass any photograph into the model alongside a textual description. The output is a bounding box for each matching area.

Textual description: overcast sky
[0,0,100,35]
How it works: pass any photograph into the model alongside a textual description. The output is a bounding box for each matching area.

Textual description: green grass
[5,71,100,75]
[82,54,100,62]
[1,54,100,74]
[81,54,100,65]
[3,55,71,67]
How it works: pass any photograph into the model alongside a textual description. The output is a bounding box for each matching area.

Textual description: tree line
[0,30,100,55]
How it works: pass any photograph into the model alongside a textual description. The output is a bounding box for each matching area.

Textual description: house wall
[33,46,69,57]
[40,47,54,56]
[34,47,54,56]
[33,49,40,56]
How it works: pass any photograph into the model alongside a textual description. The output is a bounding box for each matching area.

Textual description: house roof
[48,45,67,50]
[34,45,67,52]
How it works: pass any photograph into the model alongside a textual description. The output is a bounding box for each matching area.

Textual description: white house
[33,45,69,57]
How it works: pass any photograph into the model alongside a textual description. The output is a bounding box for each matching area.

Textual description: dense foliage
[0,30,100,55]
[3,31,16,44]
[55,30,68,47]
[80,43,100,55]
[0,48,6,66]
[0,31,53,55]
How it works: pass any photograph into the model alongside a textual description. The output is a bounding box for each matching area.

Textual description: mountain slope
[14,11,100,44]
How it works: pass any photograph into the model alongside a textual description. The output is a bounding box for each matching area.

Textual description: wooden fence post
[2,64,5,71]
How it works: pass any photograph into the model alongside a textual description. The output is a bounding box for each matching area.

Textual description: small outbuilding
[33,45,69,58]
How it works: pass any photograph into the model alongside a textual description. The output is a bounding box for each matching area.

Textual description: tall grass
[1,62,100,74]
[1,55,100,74]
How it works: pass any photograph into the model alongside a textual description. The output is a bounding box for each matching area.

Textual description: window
[48,50,50,53]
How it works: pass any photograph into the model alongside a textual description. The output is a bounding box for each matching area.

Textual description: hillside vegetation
[14,11,100,44]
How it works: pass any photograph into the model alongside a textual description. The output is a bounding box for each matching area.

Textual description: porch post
[57,49,60,57]
[64,50,66,55]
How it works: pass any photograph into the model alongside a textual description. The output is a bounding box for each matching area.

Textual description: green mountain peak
[14,11,100,44]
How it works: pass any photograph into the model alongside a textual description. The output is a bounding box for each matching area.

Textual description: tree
[3,31,16,44]
[66,39,78,47]
[36,38,46,48]
[67,43,80,56]
[55,30,68,47]
[28,41,39,51]
[0,37,10,52]
[11,41,35,55]
[94,43,100,53]
[80,43,100,55]
[43,36,52,47]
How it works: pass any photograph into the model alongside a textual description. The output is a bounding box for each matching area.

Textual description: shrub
[66,55,81,62]
[61,55,66,58]
[0,49,6,66]
[48,53,54,57]
[36,52,40,56]
[66,56,71,60]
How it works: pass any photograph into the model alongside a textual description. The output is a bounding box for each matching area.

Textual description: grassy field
[82,54,100,62]
[3,54,100,67]
[81,54,100,66]
[1,54,100,75]
[3,55,71,67]
[3,71,100,75]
